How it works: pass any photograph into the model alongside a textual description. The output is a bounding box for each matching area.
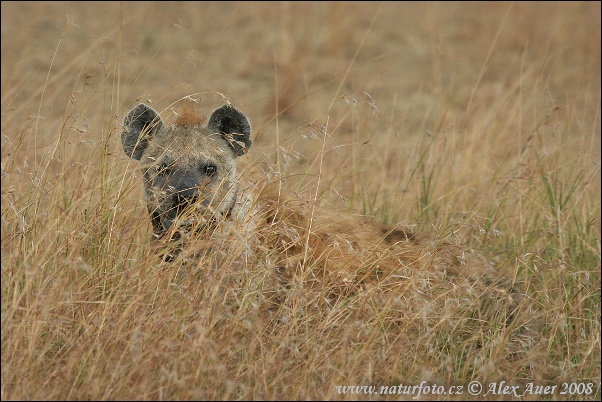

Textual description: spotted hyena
[121,101,498,281]
[121,101,539,357]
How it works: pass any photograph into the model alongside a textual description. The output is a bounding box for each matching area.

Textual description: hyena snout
[173,186,199,203]
[169,179,225,221]
[166,187,209,229]
[173,188,199,214]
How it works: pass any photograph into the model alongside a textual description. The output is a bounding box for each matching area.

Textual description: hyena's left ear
[208,104,252,157]
[122,103,164,160]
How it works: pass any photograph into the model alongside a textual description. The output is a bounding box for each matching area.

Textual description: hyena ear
[208,104,252,157]
[121,103,163,160]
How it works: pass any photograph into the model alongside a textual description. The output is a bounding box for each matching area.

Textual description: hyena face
[121,102,252,237]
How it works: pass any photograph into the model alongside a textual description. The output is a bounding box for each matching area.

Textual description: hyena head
[121,102,252,237]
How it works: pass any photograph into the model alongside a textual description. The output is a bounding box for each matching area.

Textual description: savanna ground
[1,1,600,400]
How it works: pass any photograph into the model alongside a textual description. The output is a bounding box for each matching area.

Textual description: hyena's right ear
[121,103,163,160]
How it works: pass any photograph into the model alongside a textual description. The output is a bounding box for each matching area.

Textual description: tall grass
[2,2,600,400]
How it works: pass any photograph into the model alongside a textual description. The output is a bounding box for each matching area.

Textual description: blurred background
[2,1,600,221]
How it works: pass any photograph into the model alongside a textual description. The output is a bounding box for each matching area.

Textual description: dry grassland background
[1,1,600,400]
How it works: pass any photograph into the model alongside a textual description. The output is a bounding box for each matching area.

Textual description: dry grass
[1,1,600,400]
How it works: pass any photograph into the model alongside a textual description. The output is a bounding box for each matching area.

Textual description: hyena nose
[174,188,198,206]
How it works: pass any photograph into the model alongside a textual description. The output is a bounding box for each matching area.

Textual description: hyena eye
[157,162,171,175]
[202,163,218,177]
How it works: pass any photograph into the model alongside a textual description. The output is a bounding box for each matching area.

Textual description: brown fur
[173,100,206,127]
[252,185,495,291]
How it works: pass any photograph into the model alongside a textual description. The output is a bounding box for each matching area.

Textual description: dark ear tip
[127,102,147,114]
[126,103,157,120]
[208,104,252,133]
